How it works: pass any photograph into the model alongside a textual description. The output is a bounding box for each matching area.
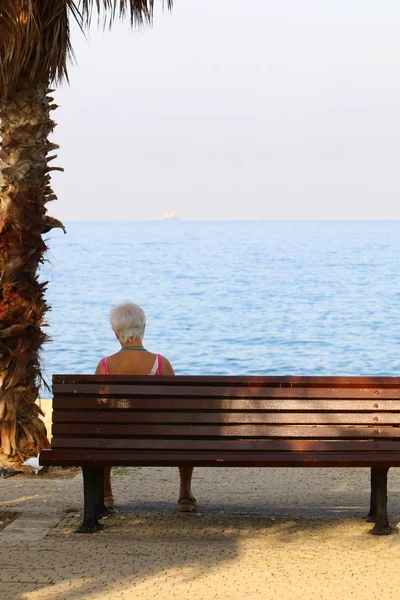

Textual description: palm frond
[0,0,172,99]
[79,1,173,26]
[0,1,75,98]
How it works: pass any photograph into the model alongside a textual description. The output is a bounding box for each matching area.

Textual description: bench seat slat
[52,411,400,425]
[51,423,400,438]
[52,397,400,411]
[52,374,400,387]
[50,438,399,451]
[52,384,400,399]
[39,449,400,468]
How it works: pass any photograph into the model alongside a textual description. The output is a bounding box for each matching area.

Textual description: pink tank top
[101,353,163,376]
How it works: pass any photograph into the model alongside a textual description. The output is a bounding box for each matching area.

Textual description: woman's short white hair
[109,302,146,343]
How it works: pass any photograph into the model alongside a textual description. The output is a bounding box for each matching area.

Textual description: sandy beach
[38,399,53,440]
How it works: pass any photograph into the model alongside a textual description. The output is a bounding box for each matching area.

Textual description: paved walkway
[1,465,400,600]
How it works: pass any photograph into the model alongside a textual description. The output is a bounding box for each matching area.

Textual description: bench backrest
[49,375,400,465]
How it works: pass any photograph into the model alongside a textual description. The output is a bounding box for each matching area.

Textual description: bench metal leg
[370,467,392,535]
[367,467,378,522]
[94,467,110,518]
[76,467,104,534]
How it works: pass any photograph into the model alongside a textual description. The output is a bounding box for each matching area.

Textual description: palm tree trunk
[0,78,65,463]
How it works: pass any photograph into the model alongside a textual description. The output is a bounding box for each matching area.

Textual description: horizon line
[59,218,400,223]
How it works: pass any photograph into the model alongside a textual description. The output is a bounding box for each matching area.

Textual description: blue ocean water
[40,220,400,395]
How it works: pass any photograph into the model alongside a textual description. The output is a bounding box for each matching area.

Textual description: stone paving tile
[1,466,400,599]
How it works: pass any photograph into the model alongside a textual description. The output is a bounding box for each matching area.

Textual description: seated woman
[95,302,196,512]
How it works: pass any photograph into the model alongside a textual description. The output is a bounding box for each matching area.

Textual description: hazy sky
[52,0,400,221]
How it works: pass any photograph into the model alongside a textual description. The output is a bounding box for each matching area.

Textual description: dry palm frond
[80,0,173,27]
[0,1,76,99]
[0,1,173,99]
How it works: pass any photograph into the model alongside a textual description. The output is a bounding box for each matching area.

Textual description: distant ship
[163,210,180,221]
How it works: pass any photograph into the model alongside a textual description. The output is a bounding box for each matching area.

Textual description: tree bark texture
[0,79,65,461]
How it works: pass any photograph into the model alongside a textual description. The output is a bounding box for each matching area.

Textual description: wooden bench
[39,374,400,535]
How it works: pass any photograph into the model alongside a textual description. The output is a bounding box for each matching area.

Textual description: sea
[39,220,400,396]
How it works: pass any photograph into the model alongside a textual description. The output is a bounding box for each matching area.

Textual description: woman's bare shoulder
[95,359,104,374]
[161,356,175,375]
[95,351,121,374]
